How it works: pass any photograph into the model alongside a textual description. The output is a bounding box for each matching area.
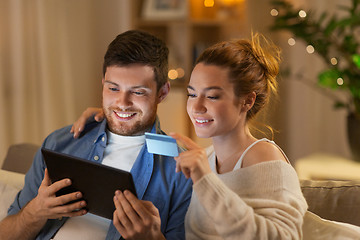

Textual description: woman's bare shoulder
[242,141,287,168]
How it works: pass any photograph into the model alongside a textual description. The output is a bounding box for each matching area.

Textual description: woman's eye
[187,93,196,98]
[207,96,219,100]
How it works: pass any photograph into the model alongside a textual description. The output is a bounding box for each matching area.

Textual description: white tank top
[233,138,290,171]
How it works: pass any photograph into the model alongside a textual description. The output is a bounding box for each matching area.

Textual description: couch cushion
[0,180,21,221]
[301,179,360,227]
[303,211,360,240]
[0,169,25,221]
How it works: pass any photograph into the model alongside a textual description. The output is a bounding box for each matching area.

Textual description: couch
[0,143,37,220]
[1,143,360,238]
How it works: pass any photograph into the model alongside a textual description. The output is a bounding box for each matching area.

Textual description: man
[0,30,192,240]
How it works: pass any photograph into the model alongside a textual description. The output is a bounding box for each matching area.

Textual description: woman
[71,33,308,239]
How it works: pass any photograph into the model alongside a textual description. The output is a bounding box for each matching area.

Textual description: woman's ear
[157,81,170,103]
[242,92,256,112]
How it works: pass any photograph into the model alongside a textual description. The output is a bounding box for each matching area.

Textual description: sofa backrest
[301,179,360,227]
[2,143,39,174]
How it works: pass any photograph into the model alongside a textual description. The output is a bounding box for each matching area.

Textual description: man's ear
[242,91,256,112]
[157,81,170,103]
[102,78,104,85]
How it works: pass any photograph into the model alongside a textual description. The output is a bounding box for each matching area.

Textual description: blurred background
[0,0,354,170]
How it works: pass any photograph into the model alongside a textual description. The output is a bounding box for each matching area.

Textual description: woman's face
[187,63,245,139]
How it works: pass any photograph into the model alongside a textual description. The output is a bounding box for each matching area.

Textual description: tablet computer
[41,148,137,219]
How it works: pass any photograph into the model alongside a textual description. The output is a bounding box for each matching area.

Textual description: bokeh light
[288,38,296,46]
[306,45,315,54]
[337,77,344,86]
[270,9,279,17]
[299,10,307,18]
[331,57,338,65]
[168,69,178,80]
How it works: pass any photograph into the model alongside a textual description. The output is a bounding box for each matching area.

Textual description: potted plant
[270,0,360,161]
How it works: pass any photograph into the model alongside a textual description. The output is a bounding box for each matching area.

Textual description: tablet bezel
[41,148,137,219]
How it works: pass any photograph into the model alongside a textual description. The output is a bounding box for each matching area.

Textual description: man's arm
[0,169,87,240]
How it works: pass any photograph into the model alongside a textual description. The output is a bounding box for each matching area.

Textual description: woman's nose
[192,97,207,114]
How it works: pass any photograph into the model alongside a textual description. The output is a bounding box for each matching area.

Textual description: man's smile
[114,111,137,120]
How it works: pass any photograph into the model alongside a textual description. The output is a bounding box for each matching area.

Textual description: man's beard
[104,107,157,136]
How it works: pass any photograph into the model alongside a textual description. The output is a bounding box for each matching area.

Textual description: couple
[0,30,307,239]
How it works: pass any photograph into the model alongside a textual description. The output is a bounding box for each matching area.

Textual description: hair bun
[250,32,281,94]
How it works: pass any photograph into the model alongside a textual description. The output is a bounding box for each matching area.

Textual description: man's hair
[103,30,169,90]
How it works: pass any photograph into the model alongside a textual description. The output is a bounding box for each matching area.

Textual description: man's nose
[115,92,132,109]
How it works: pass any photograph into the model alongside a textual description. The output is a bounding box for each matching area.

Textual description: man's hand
[70,107,104,138]
[113,190,165,240]
[26,168,87,223]
[0,169,87,240]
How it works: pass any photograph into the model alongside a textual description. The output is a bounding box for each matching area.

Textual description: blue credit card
[145,132,179,157]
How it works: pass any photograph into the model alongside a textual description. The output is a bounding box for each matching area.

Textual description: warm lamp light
[204,0,215,7]
[218,0,244,7]
[168,69,178,80]
[176,68,185,78]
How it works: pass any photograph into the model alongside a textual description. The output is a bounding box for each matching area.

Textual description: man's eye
[109,87,118,91]
[187,93,196,98]
[132,91,145,95]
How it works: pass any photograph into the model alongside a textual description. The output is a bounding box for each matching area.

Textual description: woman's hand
[70,107,104,138]
[169,133,212,183]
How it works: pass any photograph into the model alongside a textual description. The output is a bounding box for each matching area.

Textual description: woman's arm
[192,165,307,240]
[171,133,307,239]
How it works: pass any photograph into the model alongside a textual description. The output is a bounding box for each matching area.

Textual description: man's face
[102,65,164,136]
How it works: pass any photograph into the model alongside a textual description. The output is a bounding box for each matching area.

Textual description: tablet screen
[41,148,137,219]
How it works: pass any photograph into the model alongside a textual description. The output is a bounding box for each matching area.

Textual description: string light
[331,57,338,65]
[270,9,279,17]
[337,77,344,86]
[299,10,307,18]
[306,45,315,54]
[288,38,296,46]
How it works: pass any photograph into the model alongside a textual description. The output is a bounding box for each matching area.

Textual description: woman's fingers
[71,107,103,138]
[169,132,200,150]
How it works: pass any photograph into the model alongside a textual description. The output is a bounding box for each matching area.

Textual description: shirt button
[94,156,99,161]
[102,137,105,142]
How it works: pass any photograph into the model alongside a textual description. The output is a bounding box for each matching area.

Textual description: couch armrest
[301,179,360,227]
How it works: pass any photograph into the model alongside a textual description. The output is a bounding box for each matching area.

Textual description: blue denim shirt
[8,119,192,240]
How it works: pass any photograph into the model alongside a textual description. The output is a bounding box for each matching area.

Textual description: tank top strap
[233,138,290,171]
